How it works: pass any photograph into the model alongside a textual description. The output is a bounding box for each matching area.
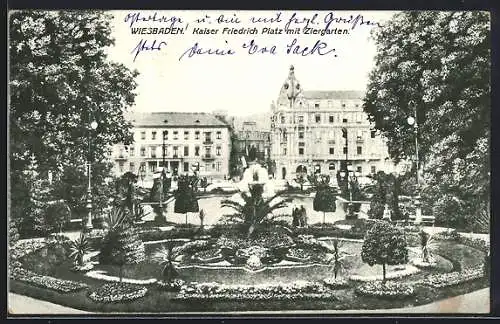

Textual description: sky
[106,10,399,116]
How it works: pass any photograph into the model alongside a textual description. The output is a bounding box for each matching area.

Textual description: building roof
[128,112,229,128]
[303,90,364,100]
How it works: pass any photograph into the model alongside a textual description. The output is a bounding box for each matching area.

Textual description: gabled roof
[303,90,364,100]
[128,112,229,128]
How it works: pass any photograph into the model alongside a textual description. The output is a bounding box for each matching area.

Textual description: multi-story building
[270,66,393,181]
[235,121,271,161]
[111,112,231,182]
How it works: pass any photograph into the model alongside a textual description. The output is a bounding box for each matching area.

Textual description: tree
[312,175,337,224]
[116,171,138,214]
[10,11,138,233]
[361,222,408,282]
[221,183,292,238]
[367,172,403,220]
[363,11,490,228]
[151,243,181,284]
[174,175,200,225]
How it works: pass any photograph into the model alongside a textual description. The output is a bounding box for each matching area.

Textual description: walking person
[292,206,299,227]
[300,205,307,227]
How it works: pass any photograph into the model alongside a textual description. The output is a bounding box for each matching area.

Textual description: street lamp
[85,120,98,231]
[407,102,422,224]
[340,165,359,219]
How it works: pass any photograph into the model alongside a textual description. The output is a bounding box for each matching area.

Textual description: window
[315,114,321,123]
[184,131,189,140]
[129,146,135,157]
[205,163,211,171]
[342,103,346,108]
[163,131,168,140]
[173,146,178,157]
[283,147,287,155]
[140,162,146,173]
[314,103,320,108]
[371,165,376,174]
[371,130,376,138]
[118,147,125,158]
[195,131,200,139]
[140,147,146,157]
[343,147,347,154]
[216,162,221,172]
[183,162,189,172]
[357,130,363,140]
[357,166,362,173]
[299,131,304,139]
[129,162,135,172]
[118,162,124,173]
[329,163,335,171]
[281,116,285,124]
[298,115,304,123]
[151,131,157,140]
[205,147,211,156]
[216,146,221,156]
[329,147,334,155]
[140,131,146,140]
[216,131,222,139]
[299,148,304,155]
[173,131,178,140]
[148,162,155,173]
[184,146,189,156]
[151,147,157,158]
[342,118,348,123]
[299,142,305,147]
[195,146,200,156]
[205,132,212,142]
[329,115,334,123]
[357,146,362,155]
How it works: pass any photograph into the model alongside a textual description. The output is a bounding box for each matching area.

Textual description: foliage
[361,222,408,282]
[221,183,292,237]
[313,187,337,223]
[68,232,90,266]
[174,175,200,215]
[151,243,181,283]
[10,267,89,293]
[363,11,490,230]
[88,282,148,303]
[418,266,484,288]
[45,200,71,233]
[99,207,145,281]
[419,230,436,263]
[367,171,403,220]
[9,220,20,247]
[355,281,415,299]
[9,11,138,236]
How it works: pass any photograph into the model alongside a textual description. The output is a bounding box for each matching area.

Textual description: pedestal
[414,195,422,225]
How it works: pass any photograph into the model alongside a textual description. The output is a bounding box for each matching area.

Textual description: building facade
[235,121,271,161]
[111,112,231,182]
[270,66,393,181]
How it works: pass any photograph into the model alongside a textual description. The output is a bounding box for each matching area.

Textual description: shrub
[355,281,415,299]
[361,222,408,282]
[45,201,72,233]
[88,282,148,303]
[418,266,484,288]
[323,277,350,289]
[156,278,185,292]
[68,232,90,267]
[10,267,89,293]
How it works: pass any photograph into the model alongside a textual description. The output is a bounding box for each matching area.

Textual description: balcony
[356,138,364,144]
[203,139,213,145]
[115,154,127,160]
[202,154,215,161]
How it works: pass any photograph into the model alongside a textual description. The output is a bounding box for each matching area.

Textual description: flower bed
[173,240,209,256]
[411,258,438,269]
[419,266,484,288]
[88,282,148,303]
[355,281,415,299]
[323,277,350,289]
[10,239,48,260]
[349,265,420,282]
[192,248,223,263]
[285,248,312,262]
[10,267,89,293]
[175,280,335,300]
[156,279,186,292]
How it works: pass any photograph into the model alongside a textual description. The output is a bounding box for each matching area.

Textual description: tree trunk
[185,213,188,225]
[382,263,386,283]
[323,212,326,224]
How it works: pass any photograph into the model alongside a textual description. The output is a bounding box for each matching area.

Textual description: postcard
[8,9,491,315]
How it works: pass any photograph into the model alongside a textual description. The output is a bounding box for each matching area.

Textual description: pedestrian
[300,205,307,227]
[292,206,299,227]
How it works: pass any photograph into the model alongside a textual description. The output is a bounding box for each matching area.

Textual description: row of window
[118,161,223,174]
[119,145,222,158]
[281,129,377,141]
[321,164,376,174]
[278,113,366,125]
[137,130,223,141]
[282,146,364,156]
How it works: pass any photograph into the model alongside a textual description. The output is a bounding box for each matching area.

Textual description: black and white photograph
[7,9,491,315]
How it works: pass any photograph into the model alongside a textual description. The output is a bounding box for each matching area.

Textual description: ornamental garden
[9,162,490,313]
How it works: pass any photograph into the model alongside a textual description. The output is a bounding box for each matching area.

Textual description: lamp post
[85,120,98,231]
[407,102,422,224]
[160,131,167,209]
[340,166,360,219]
